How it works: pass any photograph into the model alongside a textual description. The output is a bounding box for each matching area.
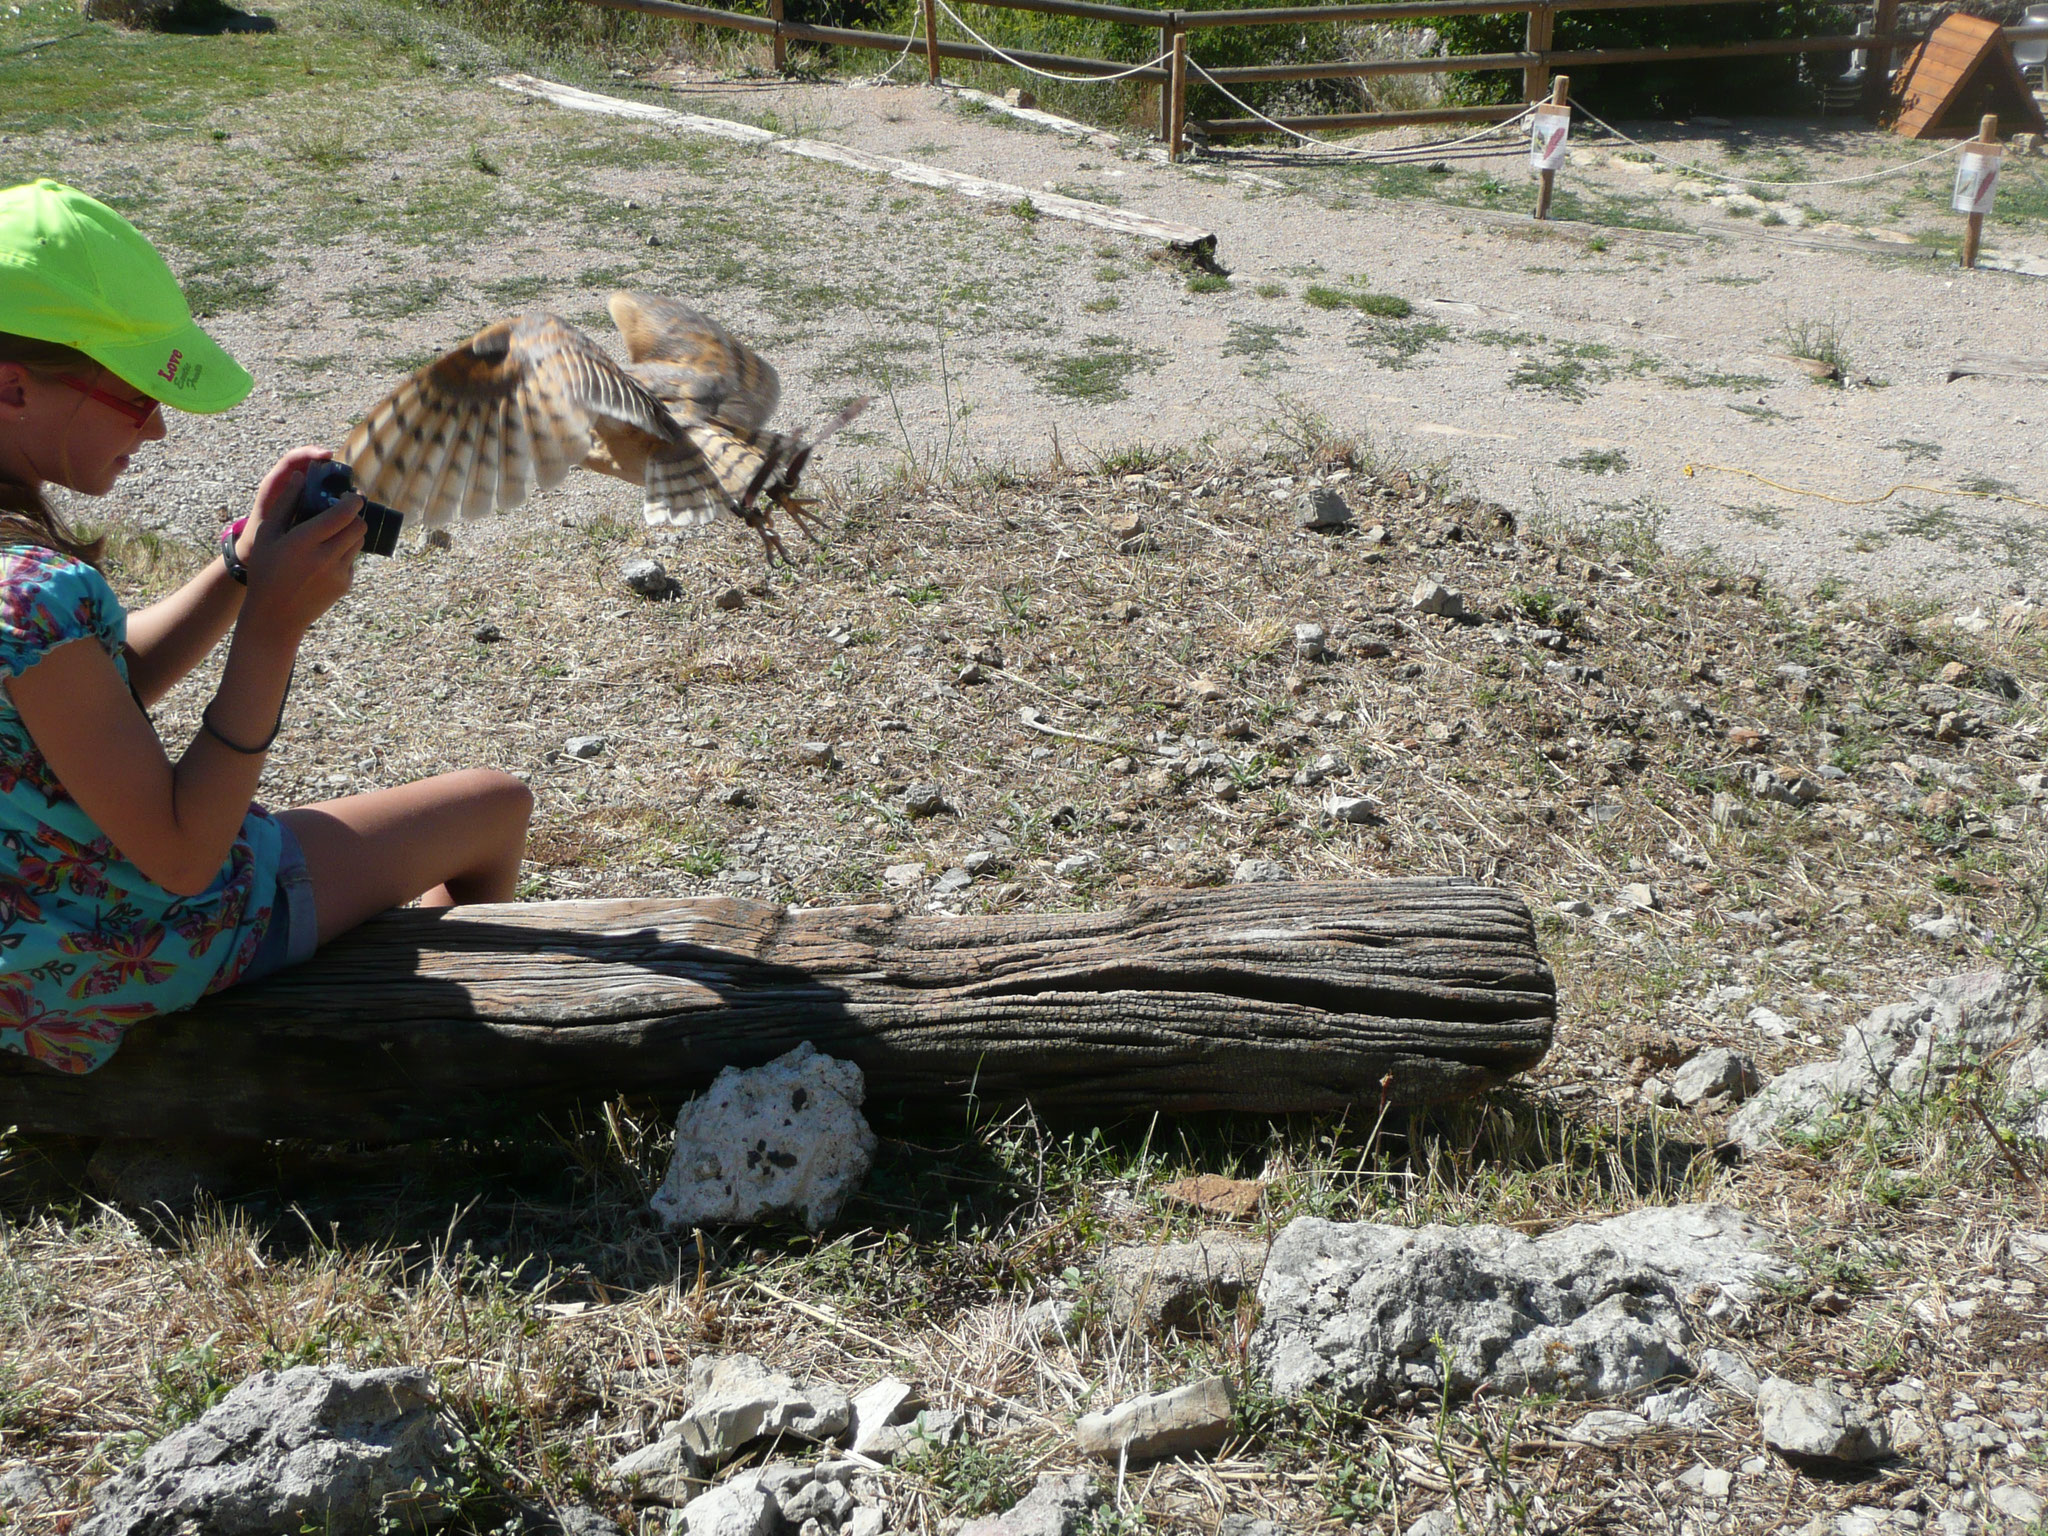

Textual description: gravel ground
[10,17,2043,609]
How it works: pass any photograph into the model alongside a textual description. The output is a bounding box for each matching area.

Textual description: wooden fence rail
[572,0,2032,154]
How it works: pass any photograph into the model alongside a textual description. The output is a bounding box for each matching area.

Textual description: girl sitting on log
[0,179,533,1075]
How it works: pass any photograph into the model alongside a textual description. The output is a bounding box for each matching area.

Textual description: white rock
[883,863,925,888]
[847,1510,888,1536]
[675,1356,852,1467]
[1254,1204,1793,1404]
[649,1043,877,1232]
[1555,899,1594,917]
[566,736,607,759]
[1568,1410,1652,1443]
[1326,794,1383,824]
[1756,1377,1888,1463]
[1231,859,1289,883]
[1410,578,1466,619]
[1677,1464,1733,1498]
[1074,1377,1232,1462]
[678,1480,778,1536]
[1698,1348,1760,1397]
[1671,1048,1760,1109]
[1991,1485,2045,1524]
[850,1378,920,1456]
[1053,853,1098,879]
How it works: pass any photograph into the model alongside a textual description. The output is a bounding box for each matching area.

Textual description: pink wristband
[226,515,250,541]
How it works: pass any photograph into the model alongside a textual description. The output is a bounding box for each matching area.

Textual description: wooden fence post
[922,0,940,83]
[1523,3,1554,101]
[1159,17,1176,140]
[769,0,786,72]
[1962,112,1997,268]
[1169,26,1188,160]
[1861,0,1898,119]
[1535,73,1568,219]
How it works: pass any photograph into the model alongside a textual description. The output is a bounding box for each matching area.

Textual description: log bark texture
[0,880,1554,1142]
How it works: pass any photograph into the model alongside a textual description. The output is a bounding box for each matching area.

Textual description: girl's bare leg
[278,769,533,943]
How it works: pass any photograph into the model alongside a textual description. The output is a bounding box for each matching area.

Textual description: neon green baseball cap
[0,178,252,414]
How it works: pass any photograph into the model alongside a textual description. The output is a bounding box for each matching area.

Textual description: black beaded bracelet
[220,520,250,586]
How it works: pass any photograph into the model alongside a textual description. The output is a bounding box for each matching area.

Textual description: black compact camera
[295,461,404,558]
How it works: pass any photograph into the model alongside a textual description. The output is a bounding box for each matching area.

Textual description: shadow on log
[0,880,1554,1142]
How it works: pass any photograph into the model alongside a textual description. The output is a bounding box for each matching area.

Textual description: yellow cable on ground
[1683,462,2048,515]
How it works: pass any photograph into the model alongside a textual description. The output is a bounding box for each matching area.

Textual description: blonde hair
[0,332,108,568]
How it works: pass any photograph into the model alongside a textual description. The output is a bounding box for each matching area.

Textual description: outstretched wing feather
[610,291,780,431]
[341,314,677,529]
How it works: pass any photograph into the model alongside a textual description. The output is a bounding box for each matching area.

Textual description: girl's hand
[239,448,367,639]
[233,446,336,566]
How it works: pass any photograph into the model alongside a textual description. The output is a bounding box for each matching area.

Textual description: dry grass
[6,424,2048,1532]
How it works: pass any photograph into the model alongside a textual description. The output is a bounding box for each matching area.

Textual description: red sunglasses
[57,374,161,428]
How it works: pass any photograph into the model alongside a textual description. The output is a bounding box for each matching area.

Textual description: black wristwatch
[220,517,250,585]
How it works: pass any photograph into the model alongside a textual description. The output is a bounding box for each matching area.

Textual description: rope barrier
[869,24,922,82]
[1574,103,1967,188]
[1684,463,2048,515]
[1185,56,1536,162]
[930,0,1175,83]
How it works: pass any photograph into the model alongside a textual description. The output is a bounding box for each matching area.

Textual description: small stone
[1104,1233,1267,1331]
[1294,486,1354,531]
[883,863,925,888]
[611,1434,704,1504]
[1232,858,1288,883]
[566,736,607,759]
[793,741,836,768]
[1405,1512,1460,1536]
[1699,1348,1760,1397]
[648,1044,877,1234]
[1671,1048,1761,1110]
[1990,1485,2045,1524]
[1053,853,1098,879]
[1294,622,1328,660]
[715,785,755,809]
[1678,1465,1734,1499]
[1411,578,1466,619]
[0,1465,56,1511]
[1003,86,1038,108]
[1188,676,1225,704]
[962,849,1007,876]
[957,1473,1098,1536]
[901,782,949,818]
[1618,882,1661,911]
[1938,661,1971,685]
[850,1377,921,1456]
[472,621,504,643]
[931,868,973,897]
[1023,1296,1080,1344]
[1074,1377,1232,1463]
[714,587,746,611]
[1567,1410,1653,1443]
[1555,899,1594,917]
[957,662,987,686]
[847,1511,888,1536]
[676,1480,777,1536]
[1757,1377,1889,1465]
[623,557,674,599]
[1326,794,1383,825]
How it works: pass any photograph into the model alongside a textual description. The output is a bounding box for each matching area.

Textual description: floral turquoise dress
[0,544,283,1073]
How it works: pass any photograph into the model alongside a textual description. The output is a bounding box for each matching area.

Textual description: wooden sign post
[769,0,786,73]
[922,0,940,83]
[1531,75,1571,220]
[1957,113,2000,268]
[1168,28,1188,162]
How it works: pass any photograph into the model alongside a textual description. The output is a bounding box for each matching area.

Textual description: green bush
[1437,0,1856,117]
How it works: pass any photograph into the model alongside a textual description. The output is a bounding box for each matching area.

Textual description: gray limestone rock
[1253,1204,1793,1405]
[675,1479,778,1536]
[79,1367,457,1536]
[1293,487,1353,531]
[1103,1233,1267,1334]
[1756,1377,1889,1465]
[1217,1519,1289,1536]
[1671,1048,1761,1111]
[956,1473,1100,1536]
[650,1042,877,1232]
[674,1355,851,1469]
[1730,971,2047,1151]
[555,1507,628,1536]
[0,1464,55,1512]
[622,557,676,600]
[611,1434,705,1505]
[849,1378,921,1457]
[1074,1377,1232,1463]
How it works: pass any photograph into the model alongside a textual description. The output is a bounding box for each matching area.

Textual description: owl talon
[770,491,828,546]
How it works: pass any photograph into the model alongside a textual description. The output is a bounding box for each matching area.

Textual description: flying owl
[340,292,865,563]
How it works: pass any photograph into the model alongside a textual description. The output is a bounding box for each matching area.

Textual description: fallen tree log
[0,880,1553,1142]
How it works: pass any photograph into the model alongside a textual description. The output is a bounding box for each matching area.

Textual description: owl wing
[608,291,781,432]
[342,313,679,528]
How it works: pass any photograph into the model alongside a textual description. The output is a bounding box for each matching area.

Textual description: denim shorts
[238,818,319,985]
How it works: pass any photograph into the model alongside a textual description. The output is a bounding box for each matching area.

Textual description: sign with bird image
[1529,107,1571,171]
[340,293,868,564]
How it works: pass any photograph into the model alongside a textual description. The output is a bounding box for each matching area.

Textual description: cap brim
[88,314,253,415]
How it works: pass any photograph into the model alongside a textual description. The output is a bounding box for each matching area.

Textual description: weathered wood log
[0,880,1554,1143]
